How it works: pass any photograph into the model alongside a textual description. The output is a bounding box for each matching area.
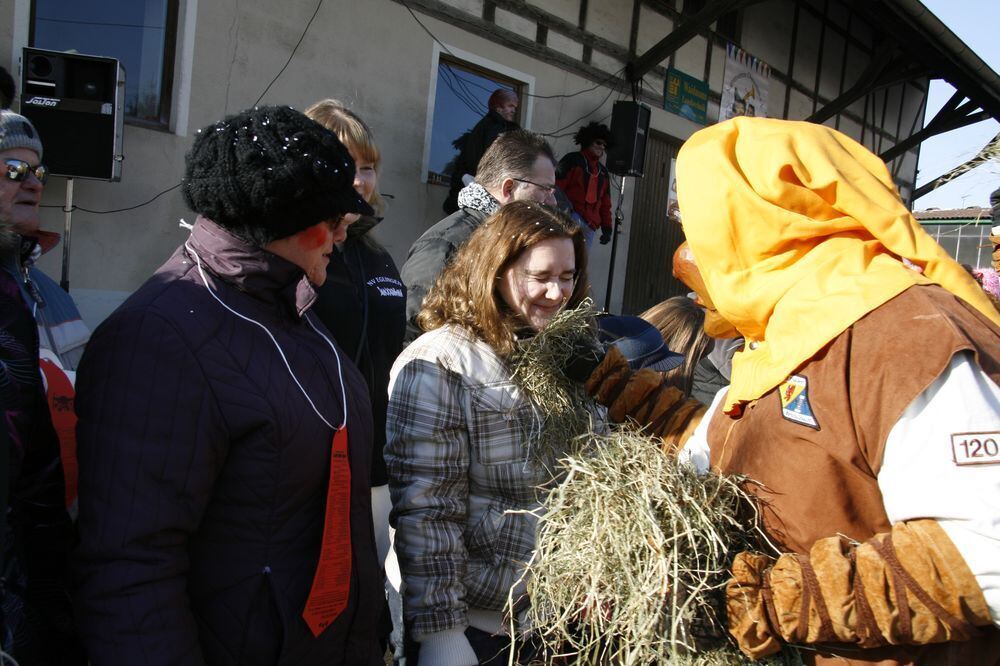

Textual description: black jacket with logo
[313,218,406,487]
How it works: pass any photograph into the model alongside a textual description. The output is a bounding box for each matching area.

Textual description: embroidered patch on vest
[951,432,1000,466]
[778,374,819,430]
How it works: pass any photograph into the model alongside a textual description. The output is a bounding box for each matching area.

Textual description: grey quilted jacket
[386,324,556,639]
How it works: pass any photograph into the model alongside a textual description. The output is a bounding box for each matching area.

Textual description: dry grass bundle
[507,299,602,467]
[523,428,794,665]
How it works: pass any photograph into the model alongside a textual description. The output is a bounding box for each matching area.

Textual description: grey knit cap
[0,110,43,159]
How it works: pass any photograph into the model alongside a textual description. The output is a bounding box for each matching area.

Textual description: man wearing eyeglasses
[556,122,614,247]
[401,129,558,343]
[0,109,84,663]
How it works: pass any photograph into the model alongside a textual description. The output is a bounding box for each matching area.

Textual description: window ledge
[125,117,171,132]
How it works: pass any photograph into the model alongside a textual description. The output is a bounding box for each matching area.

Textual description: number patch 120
[951,432,1000,466]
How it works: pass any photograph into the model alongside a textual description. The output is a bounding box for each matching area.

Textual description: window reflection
[428,57,523,185]
[32,0,175,125]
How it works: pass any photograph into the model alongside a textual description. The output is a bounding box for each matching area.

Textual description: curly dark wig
[573,121,613,149]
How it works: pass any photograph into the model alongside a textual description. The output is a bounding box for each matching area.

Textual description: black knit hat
[182,105,373,246]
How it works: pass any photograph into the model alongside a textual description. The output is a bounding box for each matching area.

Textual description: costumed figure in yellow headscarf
[569,117,1000,664]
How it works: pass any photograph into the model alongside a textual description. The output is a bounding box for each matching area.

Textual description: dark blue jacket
[74,219,384,666]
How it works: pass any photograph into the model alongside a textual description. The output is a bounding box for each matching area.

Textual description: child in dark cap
[74,105,387,665]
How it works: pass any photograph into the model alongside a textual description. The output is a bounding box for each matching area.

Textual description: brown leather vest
[707,285,1000,665]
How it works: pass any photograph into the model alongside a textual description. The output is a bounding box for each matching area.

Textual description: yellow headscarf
[677,117,1000,413]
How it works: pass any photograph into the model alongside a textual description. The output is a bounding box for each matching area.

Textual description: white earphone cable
[185,241,347,430]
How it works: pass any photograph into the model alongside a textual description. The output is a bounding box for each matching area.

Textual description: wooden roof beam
[626,0,760,83]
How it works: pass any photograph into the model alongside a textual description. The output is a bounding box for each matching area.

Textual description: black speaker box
[19,47,124,181]
[607,101,651,177]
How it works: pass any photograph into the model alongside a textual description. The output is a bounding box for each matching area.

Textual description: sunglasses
[4,159,49,185]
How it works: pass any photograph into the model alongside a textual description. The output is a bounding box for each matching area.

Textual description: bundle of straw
[523,429,793,665]
[507,299,603,469]
[504,300,797,663]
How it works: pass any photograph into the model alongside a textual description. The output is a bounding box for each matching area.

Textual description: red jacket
[557,149,611,231]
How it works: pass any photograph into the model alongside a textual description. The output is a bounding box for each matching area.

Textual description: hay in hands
[508,299,602,468]
[524,428,788,665]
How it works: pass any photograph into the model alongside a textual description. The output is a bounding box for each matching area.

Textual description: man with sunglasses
[1,125,47,236]
[0,109,84,663]
[556,121,614,247]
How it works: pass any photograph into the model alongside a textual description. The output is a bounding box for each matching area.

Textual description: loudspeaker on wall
[607,101,651,177]
[19,47,124,181]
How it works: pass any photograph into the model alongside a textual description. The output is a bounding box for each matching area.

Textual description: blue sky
[914,0,999,210]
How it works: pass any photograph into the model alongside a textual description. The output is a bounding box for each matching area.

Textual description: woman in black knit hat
[74,105,387,665]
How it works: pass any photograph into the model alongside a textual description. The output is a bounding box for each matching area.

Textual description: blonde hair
[304,98,384,216]
[418,201,589,356]
[640,296,711,395]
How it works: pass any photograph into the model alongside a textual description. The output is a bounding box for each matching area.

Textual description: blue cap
[597,315,685,373]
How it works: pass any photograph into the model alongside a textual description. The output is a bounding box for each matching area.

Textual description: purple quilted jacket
[74,219,384,665]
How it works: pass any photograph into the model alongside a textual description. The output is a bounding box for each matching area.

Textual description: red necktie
[302,426,352,636]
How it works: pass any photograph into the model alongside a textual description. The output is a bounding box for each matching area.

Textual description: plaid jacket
[386,324,552,639]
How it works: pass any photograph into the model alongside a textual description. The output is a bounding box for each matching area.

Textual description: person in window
[387,202,590,665]
[574,117,1000,664]
[556,122,614,247]
[443,88,520,215]
[0,108,84,666]
[402,130,557,343]
[74,106,386,665]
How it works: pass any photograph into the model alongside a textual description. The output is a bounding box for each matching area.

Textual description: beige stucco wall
[3,0,929,327]
[15,0,651,323]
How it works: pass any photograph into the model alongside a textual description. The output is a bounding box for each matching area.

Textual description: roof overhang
[852,0,1000,122]
[624,1,1000,202]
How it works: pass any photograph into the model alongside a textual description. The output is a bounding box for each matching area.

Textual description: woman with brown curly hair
[385,201,588,665]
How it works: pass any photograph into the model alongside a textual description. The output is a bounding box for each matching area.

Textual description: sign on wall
[666,158,679,224]
[663,68,709,125]
[719,44,771,121]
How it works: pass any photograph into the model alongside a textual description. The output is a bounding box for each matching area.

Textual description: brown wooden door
[621,131,689,315]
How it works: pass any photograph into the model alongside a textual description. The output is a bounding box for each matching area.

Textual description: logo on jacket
[778,374,819,430]
[367,276,404,298]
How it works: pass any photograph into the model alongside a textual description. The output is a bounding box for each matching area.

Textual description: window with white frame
[426,54,528,185]
[30,0,178,128]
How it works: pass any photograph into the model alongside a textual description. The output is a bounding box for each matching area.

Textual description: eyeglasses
[512,177,556,194]
[592,140,607,148]
[3,159,48,185]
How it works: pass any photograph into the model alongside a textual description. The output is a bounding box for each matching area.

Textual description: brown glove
[584,346,706,454]
[726,520,993,659]
[991,233,1000,272]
